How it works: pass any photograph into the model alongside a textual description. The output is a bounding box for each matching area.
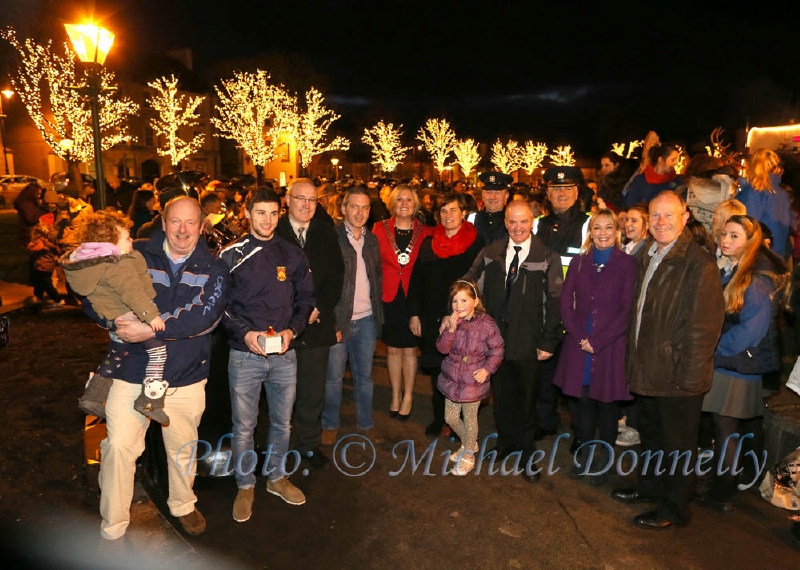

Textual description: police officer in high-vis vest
[533,166,591,444]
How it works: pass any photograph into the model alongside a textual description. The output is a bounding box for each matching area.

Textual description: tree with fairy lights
[1,27,138,192]
[521,141,548,177]
[147,75,205,170]
[491,139,523,175]
[284,87,349,175]
[362,120,409,174]
[452,139,480,180]
[211,69,295,184]
[416,118,456,178]
[549,145,576,166]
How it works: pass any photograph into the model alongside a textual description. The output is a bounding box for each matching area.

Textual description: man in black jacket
[278,179,344,470]
[467,171,511,245]
[464,200,563,481]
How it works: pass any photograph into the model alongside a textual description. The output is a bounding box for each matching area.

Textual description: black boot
[133,379,170,426]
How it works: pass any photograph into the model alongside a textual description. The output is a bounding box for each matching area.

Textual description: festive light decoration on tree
[211,69,294,180]
[416,118,456,173]
[362,120,409,173]
[1,27,138,165]
[147,75,205,167]
[452,138,480,179]
[284,87,349,169]
[549,145,576,166]
[611,140,643,159]
[491,139,523,174]
[521,141,548,175]
[674,144,688,174]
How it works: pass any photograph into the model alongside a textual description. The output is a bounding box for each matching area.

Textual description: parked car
[0,175,51,208]
[49,172,96,196]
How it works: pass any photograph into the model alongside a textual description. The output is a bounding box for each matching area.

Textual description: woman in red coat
[554,209,638,484]
[373,185,433,419]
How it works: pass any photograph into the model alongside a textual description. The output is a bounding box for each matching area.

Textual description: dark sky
[4,0,799,156]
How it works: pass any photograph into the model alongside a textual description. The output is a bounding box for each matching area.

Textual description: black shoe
[425,421,444,437]
[304,447,330,471]
[389,410,399,419]
[634,510,681,530]
[695,492,733,514]
[534,427,557,441]
[569,438,582,454]
[611,489,658,505]
[397,412,411,421]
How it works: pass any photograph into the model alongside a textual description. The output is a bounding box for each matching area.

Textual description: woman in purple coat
[554,209,638,484]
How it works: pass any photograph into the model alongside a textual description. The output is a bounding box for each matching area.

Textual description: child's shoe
[133,378,170,426]
[79,373,113,418]
[452,452,475,476]
[449,445,466,463]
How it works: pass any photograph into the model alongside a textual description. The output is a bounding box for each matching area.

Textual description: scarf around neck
[431,221,477,258]
[643,164,676,185]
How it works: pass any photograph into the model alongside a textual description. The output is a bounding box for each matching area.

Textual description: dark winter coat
[554,247,637,403]
[436,312,504,403]
[627,227,725,396]
[465,236,564,359]
[276,216,344,349]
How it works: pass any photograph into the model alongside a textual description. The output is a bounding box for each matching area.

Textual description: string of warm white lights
[491,139,524,174]
[549,145,576,167]
[417,118,456,173]
[1,27,138,165]
[452,138,480,179]
[211,69,295,172]
[362,120,409,173]
[288,87,350,169]
[147,75,205,167]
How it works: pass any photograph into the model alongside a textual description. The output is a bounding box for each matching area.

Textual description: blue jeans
[229,348,297,487]
[322,315,377,431]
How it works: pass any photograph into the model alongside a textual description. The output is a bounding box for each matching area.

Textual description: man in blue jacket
[220,187,315,523]
[100,196,230,545]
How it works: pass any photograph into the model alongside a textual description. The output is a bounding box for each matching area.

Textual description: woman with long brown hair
[698,215,781,513]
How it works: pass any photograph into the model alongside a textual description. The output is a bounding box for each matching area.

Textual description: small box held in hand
[258,326,283,354]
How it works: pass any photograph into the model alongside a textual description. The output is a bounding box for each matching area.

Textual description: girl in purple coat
[436,279,504,476]
[554,209,637,484]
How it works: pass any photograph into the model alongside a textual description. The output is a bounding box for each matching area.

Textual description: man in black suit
[278,178,345,470]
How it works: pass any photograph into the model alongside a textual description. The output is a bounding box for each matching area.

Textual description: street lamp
[64,22,115,209]
[331,157,339,182]
[0,89,13,176]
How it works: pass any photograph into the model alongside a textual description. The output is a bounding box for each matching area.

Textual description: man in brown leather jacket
[612,191,724,530]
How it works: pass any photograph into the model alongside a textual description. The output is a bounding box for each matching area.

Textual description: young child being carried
[436,279,504,476]
[61,209,170,425]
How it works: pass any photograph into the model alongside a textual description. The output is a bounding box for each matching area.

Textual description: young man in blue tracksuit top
[220,187,315,522]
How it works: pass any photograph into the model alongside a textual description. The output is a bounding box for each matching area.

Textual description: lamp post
[0,90,13,176]
[64,23,115,210]
[331,157,339,182]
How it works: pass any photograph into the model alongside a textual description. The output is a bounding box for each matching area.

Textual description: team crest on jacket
[277,266,287,281]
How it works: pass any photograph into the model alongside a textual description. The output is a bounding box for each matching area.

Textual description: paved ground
[1,306,799,569]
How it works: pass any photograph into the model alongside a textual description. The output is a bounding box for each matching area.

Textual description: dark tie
[297,226,306,248]
[506,246,522,292]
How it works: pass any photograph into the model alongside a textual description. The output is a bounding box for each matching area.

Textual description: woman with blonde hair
[736,149,791,257]
[554,209,638,484]
[373,185,433,419]
[711,199,747,246]
[622,204,649,256]
[698,215,781,513]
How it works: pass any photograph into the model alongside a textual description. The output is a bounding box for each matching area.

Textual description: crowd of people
[10,141,800,550]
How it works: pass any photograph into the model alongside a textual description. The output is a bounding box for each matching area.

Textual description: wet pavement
[1,307,799,569]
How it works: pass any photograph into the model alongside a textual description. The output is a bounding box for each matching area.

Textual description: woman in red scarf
[408,192,485,437]
[622,144,682,208]
[374,185,433,420]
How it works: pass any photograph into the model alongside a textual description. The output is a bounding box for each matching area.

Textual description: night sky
[3,0,799,157]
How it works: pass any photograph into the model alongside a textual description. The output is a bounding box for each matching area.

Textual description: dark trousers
[536,345,565,432]
[493,359,540,459]
[31,269,62,302]
[291,345,330,453]
[637,394,704,524]
[429,368,445,424]
[569,386,619,449]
